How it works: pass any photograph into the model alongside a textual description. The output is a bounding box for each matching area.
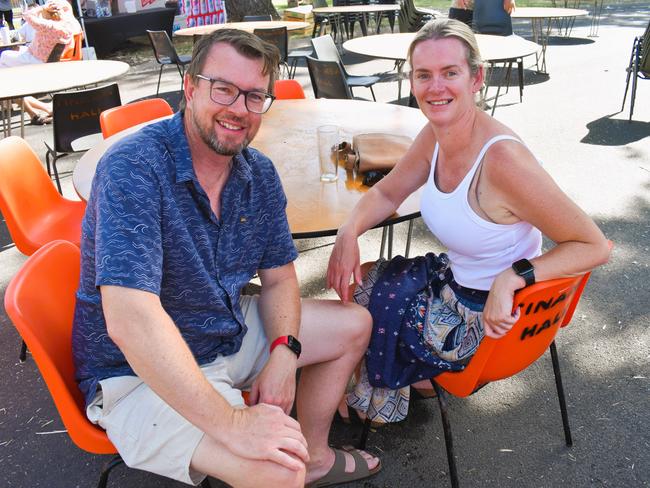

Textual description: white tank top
[420,135,542,291]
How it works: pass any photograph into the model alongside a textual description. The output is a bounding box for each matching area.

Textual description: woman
[327,18,610,425]
[0,0,81,124]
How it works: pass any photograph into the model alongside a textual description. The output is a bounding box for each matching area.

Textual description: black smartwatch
[270,335,302,359]
[512,258,535,287]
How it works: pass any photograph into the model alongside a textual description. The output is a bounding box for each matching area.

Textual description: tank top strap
[461,134,522,191]
[429,135,523,192]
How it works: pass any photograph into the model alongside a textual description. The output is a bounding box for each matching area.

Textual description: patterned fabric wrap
[347,252,486,424]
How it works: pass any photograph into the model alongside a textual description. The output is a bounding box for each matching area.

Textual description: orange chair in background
[358,273,593,488]
[0,136,86,361]
[273,79,306,100]
[100,98,174,138]
[60,32,84,61]
[4,240,213,488]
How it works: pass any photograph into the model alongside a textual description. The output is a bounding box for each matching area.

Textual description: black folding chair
[311,34,379,100]
[306,56,353,99]
[146,30,192,96]
[621,20,650,121]
[44,84,121,193]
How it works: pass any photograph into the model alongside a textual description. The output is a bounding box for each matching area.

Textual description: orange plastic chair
[4,241,213,488]
[358,273,592,488]
[273,79,306,100]
[99,98,174,139]
[3,241,118,486]
[0,137,86,257]
[60,32,83,61]
[0,136,86,360]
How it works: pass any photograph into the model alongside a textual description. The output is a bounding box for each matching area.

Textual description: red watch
[270,335,301,359]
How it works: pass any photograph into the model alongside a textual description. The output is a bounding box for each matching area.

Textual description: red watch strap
[270,336,289,354]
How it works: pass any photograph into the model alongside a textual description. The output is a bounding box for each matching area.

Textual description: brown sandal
[306,447,381,488]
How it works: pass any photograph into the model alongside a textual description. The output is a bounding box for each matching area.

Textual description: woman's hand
[504,0,516,15]
[327,225,361,302]
[482,268,524,338]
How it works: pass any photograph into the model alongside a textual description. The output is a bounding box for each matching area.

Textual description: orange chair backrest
[100,98,174,138]
[60,32,83,61]
[435,274,590,397]
[4,240,115,454]
[0,137,73,255]
[274,79,306,100]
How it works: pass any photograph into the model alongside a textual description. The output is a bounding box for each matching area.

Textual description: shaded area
[581,112,650,146]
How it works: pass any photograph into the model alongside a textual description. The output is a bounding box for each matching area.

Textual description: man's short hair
[179,29,280,111]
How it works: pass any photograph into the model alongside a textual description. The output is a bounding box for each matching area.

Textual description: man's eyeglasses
[196,75,275,114]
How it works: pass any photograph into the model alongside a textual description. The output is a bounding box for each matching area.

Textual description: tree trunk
[224,0,280,22]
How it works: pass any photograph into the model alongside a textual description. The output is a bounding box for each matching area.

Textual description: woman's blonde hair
[407,18,483,75]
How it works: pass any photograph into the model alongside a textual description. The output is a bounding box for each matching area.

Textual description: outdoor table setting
[73,98,427,239]
[311,4,401,46]
[511,7,590,73]
[343,32,540,108]
[0,60,130,138]
[174,20,310,39]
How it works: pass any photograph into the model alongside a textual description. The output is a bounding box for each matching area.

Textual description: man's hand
[249,346,298,414]
[482,269,523,339]
[504,0,516,15]
[224,403,308,471]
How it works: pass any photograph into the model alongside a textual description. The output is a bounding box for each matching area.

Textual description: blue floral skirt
[347,253,486,424]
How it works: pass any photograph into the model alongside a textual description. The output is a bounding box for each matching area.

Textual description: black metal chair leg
[156,65,164,96]
[97,454,124,488]
[369,85,376,101]
[517,58,524,102]
[19,340,27,362]
[357,387,377,450]
[549,341,573,447]
[629,62,639,122]
[404,219,413,258]
[52,155,62,194]
[432,381,460,488]
[379,226,387,258]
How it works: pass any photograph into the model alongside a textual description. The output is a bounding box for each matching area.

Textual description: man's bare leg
[296,299,379,484]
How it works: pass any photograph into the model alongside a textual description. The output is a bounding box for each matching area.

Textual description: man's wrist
[270,335,301,359]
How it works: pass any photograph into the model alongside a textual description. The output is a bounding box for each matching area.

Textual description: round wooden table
[343,33,540,103]
[174,20,310,38]
[511,7,589,72]
[73,98,428,238]
[0,60,130,138]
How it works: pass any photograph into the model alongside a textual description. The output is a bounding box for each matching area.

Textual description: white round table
[343,33,540,104]
[511,7,589,72]
[0,60,130,138]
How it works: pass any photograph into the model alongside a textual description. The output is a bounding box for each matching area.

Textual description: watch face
[287,335,302,356]
[513,259,533,275]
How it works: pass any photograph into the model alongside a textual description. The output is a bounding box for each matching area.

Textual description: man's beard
[192,112,250,156]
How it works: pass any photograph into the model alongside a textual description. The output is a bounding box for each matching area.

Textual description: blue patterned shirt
[72,112,298,406]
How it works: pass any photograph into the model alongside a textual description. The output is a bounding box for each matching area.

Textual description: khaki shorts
[86,295,269,485]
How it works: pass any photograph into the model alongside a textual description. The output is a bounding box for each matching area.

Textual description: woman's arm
[327,123,436,301]
[480,141,610,338]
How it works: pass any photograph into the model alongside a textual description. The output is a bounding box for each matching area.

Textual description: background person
[73,29,381,488]
[327,18,610,426]
[0,0,81,124]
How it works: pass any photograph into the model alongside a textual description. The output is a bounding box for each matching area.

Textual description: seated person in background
[0,0,81,124]
[73,29,381,488]
[0,0,80,66]
[472,0,516,35]
[448,0,474,28]
[327,18,610,426]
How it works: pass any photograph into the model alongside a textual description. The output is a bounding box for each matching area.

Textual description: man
[73,29,380,487]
